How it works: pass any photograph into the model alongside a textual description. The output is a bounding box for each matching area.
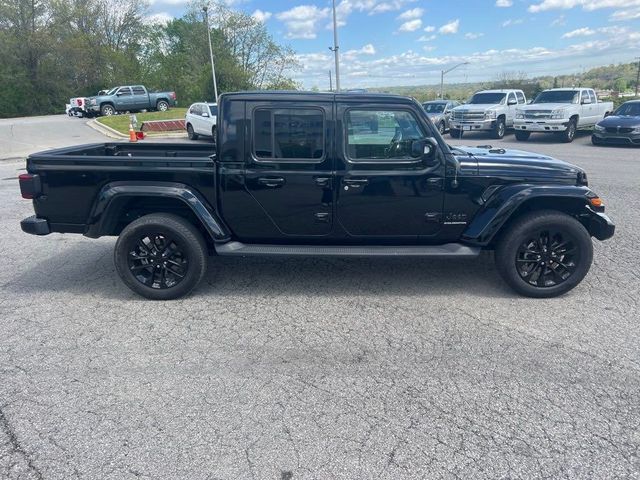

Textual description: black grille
[605,127,634,134]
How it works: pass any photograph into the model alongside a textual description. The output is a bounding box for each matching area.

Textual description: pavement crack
[0,404,44,480]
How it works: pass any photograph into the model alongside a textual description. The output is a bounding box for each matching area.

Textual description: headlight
[485,110,497,119]
[90,99,96,105]
[594,124,605,132]
[550,109,565,119]
[516,112,524,119]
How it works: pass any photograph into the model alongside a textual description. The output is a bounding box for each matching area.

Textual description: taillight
[78,98,83,106]
[19,173,41,199]
[171,92,176,100]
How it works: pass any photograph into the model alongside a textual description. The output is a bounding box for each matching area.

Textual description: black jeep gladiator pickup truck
[19,92,614,300]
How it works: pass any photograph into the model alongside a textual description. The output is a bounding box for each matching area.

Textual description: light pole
[329,0,341,92]
[440,62,469,99]
[203,6,218,102]
[635,57,640,97]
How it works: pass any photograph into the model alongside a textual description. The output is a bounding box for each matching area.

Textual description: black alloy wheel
[493,118,506,139]
[187,123,198,140]
[115,213,207,300]
[515,229,579,288]
[495,210,593,298]
[438,121,446,134]
[127,234,189,290]
[560,119,576,143]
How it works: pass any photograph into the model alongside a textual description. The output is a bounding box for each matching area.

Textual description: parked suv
[450,89,526,139]
[87,85,177,116]
[185,102,218,142]
[19,92,614,300]
[514,88,613,143]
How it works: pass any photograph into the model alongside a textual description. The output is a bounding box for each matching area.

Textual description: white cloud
[276,5,330,39]
[251,9,272,22]
[418,34,436,41]
[502,18,523,27]
[343,43,377,60]
[397,7,424,19]
[495,0,513,6]
[398,19,422,32]
[423,25,435,32]
[145,12,173,25]
[423,45,436,52]
[610,7,640,21]
[562,27,595,37]
[528,0,640,13]
[551,15,566,26]
[465,32,484,39]
[439,19,459,34]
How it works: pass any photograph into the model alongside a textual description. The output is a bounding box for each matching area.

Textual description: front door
[115,87,134,111]
[336,104,444,240]
[243,101,334,237]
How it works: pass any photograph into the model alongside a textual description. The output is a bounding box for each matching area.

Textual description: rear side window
[589,90,597,104]
[345,109,425,161]
[253,108,324,160]
[516,91,525,104]
[132,86,146,95]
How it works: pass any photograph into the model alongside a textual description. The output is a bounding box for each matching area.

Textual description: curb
[87,119,188,139]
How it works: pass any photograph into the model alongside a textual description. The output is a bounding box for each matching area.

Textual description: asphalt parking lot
[1,116,639,479]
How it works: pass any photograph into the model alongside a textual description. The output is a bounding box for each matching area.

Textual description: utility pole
[203,6,219,102]
[329,0,341,91]
[635,57,640,97]
[329,70,333,92]
[440,62,469,99]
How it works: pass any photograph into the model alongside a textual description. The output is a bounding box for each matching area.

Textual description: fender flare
[461,184,607,245]
[84,181,231,242]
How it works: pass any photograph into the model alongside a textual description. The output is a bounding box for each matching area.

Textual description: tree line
[0,0,299,118]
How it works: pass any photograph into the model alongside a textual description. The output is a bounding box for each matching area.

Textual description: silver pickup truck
[449,89,527,139]
[514,88,613,143]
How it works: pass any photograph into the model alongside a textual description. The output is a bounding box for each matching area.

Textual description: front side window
[345,109,425,161]
[516,91,525,104]
[209,105,218,116]
[189,104,201,115]
[117,87,132,96]
[253,108,324,160]
[508,93,517,104]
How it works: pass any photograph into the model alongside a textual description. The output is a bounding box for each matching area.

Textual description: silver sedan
[422,100,460,134]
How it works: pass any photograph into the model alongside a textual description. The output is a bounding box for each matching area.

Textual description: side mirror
[201,112,209,117]
[412,138,438,165]
[508,99,517,105]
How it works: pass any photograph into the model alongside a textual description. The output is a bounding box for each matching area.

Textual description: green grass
[96,108,187,134]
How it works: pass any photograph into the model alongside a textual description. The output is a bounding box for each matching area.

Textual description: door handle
[257,177,285,187]
[344,178,369,187]
[315,177,331,188]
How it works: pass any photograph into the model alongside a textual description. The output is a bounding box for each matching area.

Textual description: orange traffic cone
[129,123,137,143]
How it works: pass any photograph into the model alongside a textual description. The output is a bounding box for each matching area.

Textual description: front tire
[100,104,115,116]
[560,119,577,143]
[515,130,531,141]
[211,125,217,144]
[114,213,208,300]
[591,135,600,146]
[495,210,593,298]
[492,117,506,139]
[187,124,198,140]
[450,128,463,139]
[437,121,446,135]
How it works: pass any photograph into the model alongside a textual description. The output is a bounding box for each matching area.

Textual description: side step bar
[215,241,480,257]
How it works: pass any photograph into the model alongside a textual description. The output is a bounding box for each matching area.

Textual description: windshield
[423,103,446,113]
[533,90,579,104]
[105,87,118,96]
[614,102,640,117]
[467,93,506,105]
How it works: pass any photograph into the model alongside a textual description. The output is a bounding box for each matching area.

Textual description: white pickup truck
[449,89,527,139]
[514,88,613,143]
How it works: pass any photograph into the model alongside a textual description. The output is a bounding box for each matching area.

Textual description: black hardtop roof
[220,90,418,104]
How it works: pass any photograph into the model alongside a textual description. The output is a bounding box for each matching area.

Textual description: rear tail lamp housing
[19,173,41,199]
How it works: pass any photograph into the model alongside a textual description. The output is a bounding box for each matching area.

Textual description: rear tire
[450,128,463,139]
[187,124,198,140]
[515,131,531,141]
[495,210,593,298]
[114,213,208,300]
[492,117,506,139]
[156,100,169,112]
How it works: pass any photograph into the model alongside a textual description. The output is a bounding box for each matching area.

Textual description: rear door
[335,103,444,239]
[242,100,334,237]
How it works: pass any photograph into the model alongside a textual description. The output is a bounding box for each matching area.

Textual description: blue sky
[148,0,640,89]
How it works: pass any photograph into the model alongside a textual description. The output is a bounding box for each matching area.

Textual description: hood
[453,145,584,183]
[518,103,572,111]
[427,112,444,120]
[454,104,501,112]
[597,115,640,128]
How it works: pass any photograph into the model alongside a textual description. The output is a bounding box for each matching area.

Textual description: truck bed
[26,143,217,233]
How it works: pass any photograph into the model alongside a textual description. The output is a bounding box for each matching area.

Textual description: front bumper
[450,119,495,132]
[584,207,615,241]
[592,132,640,145]
[514,119,569,132]
[21,216,50,235]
